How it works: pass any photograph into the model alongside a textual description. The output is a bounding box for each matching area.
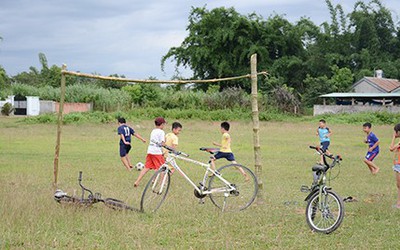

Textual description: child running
[164,122,183,174]
[117,117,146,171]
[389,123,400,208]
[316,119,333,163]
[363,122,380,174]
[211,122,248,180]
[134,117,166,187]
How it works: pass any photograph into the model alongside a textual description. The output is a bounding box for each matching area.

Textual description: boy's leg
[396,171,400,207]
[121,156,131,171]
[134,168,150,187]
[126,155,133,169]
[364,152,379,174]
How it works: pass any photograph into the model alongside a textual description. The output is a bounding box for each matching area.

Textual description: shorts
[365,151,379,161]
[393,164,400,173]
[320,141,330,151]
[214,152,235,162]
[119,144,131,157]
[145,154,165,170]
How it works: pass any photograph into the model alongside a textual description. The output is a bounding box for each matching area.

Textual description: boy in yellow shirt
[164,122,182,174]
[211,122,248,180]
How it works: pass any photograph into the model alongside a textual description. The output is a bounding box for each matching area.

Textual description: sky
[0,0,399,80]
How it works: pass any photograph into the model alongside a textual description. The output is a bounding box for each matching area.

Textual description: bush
[1,102,14,116]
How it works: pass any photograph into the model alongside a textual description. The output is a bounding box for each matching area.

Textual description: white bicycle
[140,143,258,213]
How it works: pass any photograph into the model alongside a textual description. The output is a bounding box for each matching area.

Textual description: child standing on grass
[164,122,183,174]
[211,122,248,180]
[389,123,400,208]
[316,119,333,163]
[134,117,166,187]
[117,117,146,171]
[363,122,380,174]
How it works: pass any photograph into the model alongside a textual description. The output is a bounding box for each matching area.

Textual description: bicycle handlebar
[78,171,83,182]
[151,140,189,157]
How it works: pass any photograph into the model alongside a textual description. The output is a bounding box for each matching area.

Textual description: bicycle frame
[161,152,237,195]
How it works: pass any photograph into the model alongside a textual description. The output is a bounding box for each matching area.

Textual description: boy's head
[117,117,126,124]
[155,117,166,129]
[319,119,326,128]
[394,123,400,137]
[172,122,182,135]
[363,122,372,133]
[220,121,230,133]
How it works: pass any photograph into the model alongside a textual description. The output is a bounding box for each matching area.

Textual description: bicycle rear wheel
[305,189,344,234]
[208,164,258,212]
[140,167,170,213]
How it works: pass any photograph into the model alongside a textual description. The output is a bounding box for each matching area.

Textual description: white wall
[26,96,40,116]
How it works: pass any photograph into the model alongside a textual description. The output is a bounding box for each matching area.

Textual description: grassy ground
[1,117,400,249]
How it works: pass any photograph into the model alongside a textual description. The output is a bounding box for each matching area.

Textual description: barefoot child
[134,117,166,187]
[363,122,380,174]
[316,119,332,163]
[389,123,400,208]
[164,122,183,174]
[117,117,146,171]
[211,122,248,180]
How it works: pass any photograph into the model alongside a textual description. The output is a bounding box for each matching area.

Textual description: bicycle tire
[305,189,344,234]
[140,167,170,213]
[208,164,258,212]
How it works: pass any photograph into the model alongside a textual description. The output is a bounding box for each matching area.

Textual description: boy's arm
[390,133,400,151]
[120,134,130,145]
[326,128,333,138]
[213,141,222,147]
[369,141,380,152]
[134,133,146,143]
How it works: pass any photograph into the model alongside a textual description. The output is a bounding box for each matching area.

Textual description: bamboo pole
[61,70,267,84]
[250,54,263,202]
[53,64,67,187]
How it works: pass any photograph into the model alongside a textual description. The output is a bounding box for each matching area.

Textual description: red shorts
[145,154,165,170]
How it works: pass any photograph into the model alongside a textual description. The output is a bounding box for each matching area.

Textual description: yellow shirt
[220,132,232,153]
[164,132,179,154]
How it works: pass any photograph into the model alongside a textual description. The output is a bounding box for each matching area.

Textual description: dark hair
[319,119,326,123]
[172,122,182,130]
[221,121,230,131]
[118,117,126,124]
[394,123,400,132]
[363,122,372,128]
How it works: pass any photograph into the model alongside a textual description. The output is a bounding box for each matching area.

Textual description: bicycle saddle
[312,164,327,172]
[199,147,219,153]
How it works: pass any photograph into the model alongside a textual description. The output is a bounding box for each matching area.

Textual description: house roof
[352,77,400,93]
[320,92,400,98]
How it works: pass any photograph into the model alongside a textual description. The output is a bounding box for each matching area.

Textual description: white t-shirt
[147,128,165,155]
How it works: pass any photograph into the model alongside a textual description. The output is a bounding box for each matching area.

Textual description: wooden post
[250,54,263,201]
[53,64,67,187]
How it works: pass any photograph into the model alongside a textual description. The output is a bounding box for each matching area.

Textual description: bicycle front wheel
[208,164,258,212]
[140,167,170,213]
[305,189,344,234]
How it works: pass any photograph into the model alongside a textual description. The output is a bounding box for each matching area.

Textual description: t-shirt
[318,127,330,142]
[117,125,135,144]
[220,132,232,153]
[366,132,379,153]
[147,128,165,155]
[394,147,400,165]
[163,132,179,154]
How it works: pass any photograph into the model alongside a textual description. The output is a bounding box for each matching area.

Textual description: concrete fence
[314,105,400,116]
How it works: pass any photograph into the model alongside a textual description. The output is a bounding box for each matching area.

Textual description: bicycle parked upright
[300,146,344,234]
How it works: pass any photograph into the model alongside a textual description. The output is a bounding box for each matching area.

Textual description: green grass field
[1,117,400,249]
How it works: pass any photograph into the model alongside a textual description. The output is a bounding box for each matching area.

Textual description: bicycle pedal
[300,185,310,193]
[198,198,205,204]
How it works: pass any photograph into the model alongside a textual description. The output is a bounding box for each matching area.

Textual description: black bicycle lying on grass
[54,171,137,211]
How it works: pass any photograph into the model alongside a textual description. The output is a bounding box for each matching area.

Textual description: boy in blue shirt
[316,119,333,163]
[363,122,380,174]
[117,117,146,171]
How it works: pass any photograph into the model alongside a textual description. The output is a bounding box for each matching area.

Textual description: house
[314,70,400,115]
[351,75,400,94]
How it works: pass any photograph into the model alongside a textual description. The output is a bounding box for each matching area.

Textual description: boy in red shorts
[134,117,166,187]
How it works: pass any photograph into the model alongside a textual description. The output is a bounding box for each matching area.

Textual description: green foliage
[1,102,14,116]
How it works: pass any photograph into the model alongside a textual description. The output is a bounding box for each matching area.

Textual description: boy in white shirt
[134,117,166,187]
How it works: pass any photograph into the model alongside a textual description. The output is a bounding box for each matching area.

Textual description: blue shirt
[318,127,330,142]
[117,125,135,144]
[366,132,379,153]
